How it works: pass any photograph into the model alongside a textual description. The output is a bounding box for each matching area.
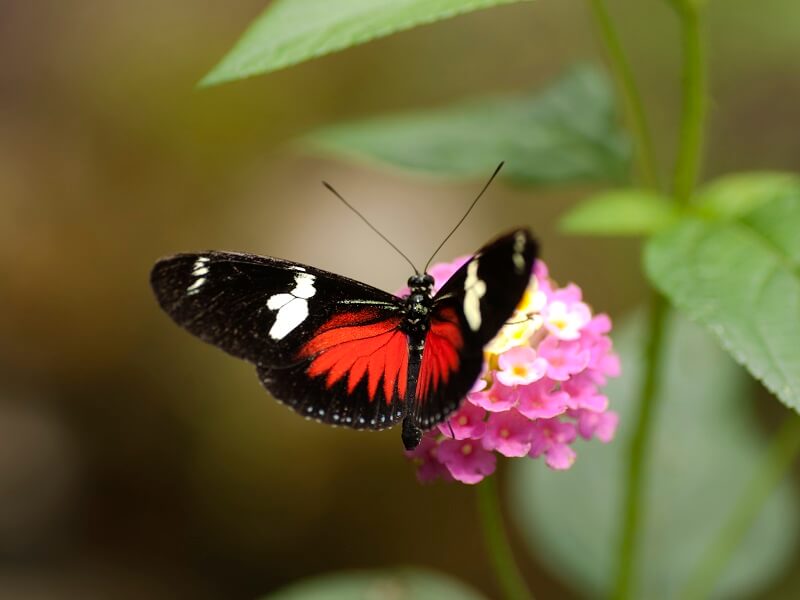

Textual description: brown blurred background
[1,0,799,598]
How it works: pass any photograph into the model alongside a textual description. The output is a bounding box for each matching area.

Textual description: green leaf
[559,188,677,236]
[263,569,488,600]
[306,66,630,185]
[694,171,800,220]
[646,193,800,412]
[510,313,799,599]
[201,0,533,86]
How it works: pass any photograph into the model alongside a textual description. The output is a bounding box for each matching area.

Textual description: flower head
[404,256,619,484]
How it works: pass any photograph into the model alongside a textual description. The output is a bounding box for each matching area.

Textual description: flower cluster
[405,257,620,484]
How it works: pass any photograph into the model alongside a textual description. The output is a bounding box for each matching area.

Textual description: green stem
[611,293,670,599]
[680,414,800,600]
[476,476,534,600]
[610,4,707,598]
[583,2,672,597]
[672,4,707,204]
[585,0,661,190]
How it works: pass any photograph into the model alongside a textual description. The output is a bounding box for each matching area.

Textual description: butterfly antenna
[423,161,504,272]
[447,421,456,440]
[322,181,420,275]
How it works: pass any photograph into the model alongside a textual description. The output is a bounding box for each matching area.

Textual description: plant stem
[611,293,669,599]
[672,4,707,204]
[585,0,661,190]
[608,2,707,597]
[679,414,800,600]
[477,476,534,600]
[582,0,672,596]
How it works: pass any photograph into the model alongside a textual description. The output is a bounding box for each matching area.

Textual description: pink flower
[403,257,620,484]
[436,439,497,484]
[496,345,548,386]
[562,374,609,412]
[537,337,591,382]
[542,299,592,341]
[549,282,583,304]
[471,372,488,393]
[585,313,612,335]
[529,419,578,470]
[437,402,486,440]
[517,378,569,419]
[575,409,619,443]
[405,436,453,483]
[467,385,518,413]
[533,261,552,293]
[482,411,533,457]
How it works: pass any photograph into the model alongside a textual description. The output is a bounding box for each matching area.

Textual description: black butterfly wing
[151,252,409,428]
[411,229,538,429]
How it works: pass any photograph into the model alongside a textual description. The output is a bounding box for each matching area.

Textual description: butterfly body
[151,229,536,449]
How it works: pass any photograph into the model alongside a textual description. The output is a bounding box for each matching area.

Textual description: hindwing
[412,229,537,429]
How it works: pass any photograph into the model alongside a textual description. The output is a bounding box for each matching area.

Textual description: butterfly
[150,228,536,450]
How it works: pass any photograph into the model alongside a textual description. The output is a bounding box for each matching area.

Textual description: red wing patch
[298,308,408,404]
[416,307,463,402]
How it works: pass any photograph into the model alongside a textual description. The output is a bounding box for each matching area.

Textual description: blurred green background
[2,0,800,598]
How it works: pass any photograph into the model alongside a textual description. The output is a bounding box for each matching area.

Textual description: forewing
[413,229,538,428]
[150,251,402,365]
[151,251,409,429]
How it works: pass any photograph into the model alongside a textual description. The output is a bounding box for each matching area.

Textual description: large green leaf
[306,66,630,185]
[201,0,533,86]
[646,192,800,412]
[559,188,677,236]
[510,314,799,599]
[263,569,488,600]
[694,171,800,220]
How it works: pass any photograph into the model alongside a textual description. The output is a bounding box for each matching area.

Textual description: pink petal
[438,402,487,440]
[482,411,533,457]
[437,439,496,484]
[467,385,518,413]
[405,435,452,483]
[517,381,569,420]
[545,443,576,470]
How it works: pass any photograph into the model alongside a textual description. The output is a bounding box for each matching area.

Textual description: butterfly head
[407,273,434,294]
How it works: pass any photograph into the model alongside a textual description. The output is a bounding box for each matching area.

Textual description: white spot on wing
[292,273,316,299]
[464,260,486,331]
[192,257,209,273]
[267,272,317,339]
[187,257,211,295]
[266,293,293,310]
[512,231,526,273]
[269,299,309,339]
[186,277,205,295]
